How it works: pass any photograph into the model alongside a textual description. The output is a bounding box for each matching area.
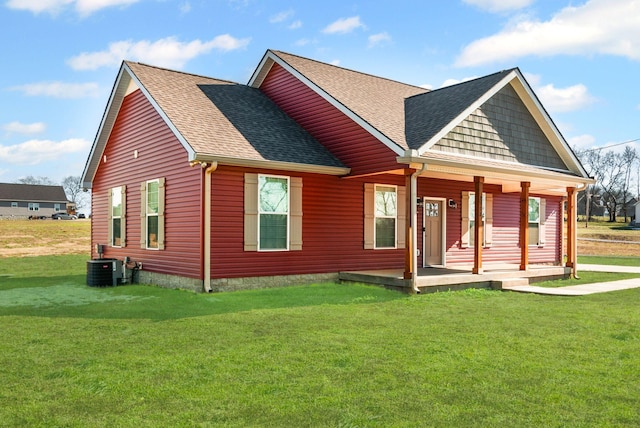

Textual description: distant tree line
[16,175,89,211]
[575,145,638,223]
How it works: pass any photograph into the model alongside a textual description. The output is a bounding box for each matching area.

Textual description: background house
[0,183,70,218]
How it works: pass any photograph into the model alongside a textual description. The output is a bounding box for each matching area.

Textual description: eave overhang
[193,154,350,176]
[398,150,594,196]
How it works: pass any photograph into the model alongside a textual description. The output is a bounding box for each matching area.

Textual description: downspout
[411,163,429,293]
[203,162,218,292]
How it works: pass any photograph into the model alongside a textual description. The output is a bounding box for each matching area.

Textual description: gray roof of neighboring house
[125,62,345,169]
[404,69,515,149]
[0,183,68,202]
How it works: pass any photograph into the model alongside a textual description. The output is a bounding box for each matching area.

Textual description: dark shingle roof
[126,62,344,169]
[0,183,68,202]
[404,69,515,149]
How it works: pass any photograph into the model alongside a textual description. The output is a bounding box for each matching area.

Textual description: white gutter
[411,163,429,293]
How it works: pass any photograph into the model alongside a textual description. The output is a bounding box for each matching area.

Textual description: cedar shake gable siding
[432,84,568,171]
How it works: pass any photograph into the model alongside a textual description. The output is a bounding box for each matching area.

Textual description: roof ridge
[270,50,430,92]
[407,68,518,100]
[124,60,239,85]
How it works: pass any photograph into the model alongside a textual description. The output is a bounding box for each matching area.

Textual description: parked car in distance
[77,213,86,219]
[52,212,76,220]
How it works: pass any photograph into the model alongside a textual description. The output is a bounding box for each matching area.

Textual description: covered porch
[340,263,571,293]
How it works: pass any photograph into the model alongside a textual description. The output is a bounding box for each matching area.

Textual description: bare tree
[619,146,638,222]
[16,176,56,185]
[62,176,89,210]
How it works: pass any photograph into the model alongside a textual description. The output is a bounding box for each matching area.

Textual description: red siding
[91,89,203,279]
[259,63,401,175]
[416,178,563,266]
[209,166,406,278]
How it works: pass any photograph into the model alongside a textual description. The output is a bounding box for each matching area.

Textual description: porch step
[493,277,530,290]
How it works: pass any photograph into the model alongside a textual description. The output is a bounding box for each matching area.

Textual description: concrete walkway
[504,263,640,296]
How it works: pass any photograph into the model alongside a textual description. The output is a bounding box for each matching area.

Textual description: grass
[579,255,640,267]
[2,255,640,426]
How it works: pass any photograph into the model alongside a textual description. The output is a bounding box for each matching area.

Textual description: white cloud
[10,82,100,98]
[67,35,251,70]
[295,38,312,47]
[322,16,364,34]
[536,83,595,113]
[288,20,302,30]
[368,32,391,48]
[456,0,640,67]
[568,134,596,151]
[462,0,533,13]
[269,9,293,23]
[6,0,139,16]
[419,83,434,90]
[2,121,46,135]
[525,72,595,113]
[440,76,478,88]
[179,1,191,14]
[330,59,341,66]
[0,138,89,165]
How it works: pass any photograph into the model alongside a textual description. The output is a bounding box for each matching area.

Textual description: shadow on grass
[0,275,406,321]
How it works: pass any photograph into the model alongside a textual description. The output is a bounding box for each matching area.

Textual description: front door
[423,199,444,266]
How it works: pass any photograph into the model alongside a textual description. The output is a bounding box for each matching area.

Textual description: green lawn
[1,255,640,427]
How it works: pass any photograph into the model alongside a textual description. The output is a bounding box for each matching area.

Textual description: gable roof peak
[268,49,429,92]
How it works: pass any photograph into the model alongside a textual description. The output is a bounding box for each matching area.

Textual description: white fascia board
[418,70,518,156]
[254,50,405,157]
[81,64,130,189]
[509,69,590,179]
[124,63,196,162]
[81,62,196,189]
[194,154,351,176]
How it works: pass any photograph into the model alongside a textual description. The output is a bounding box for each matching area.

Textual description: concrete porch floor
[339,263,570,293]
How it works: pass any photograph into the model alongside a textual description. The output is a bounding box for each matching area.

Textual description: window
[364,184,406,250]
[244,173,302,252]
[258,175,289,250]
[146,179,160,249]
[28,203,39,211]
[461,191,493,248]
[11,202,17,208]
[528,197,546,246]
[140,178,164,250]
[108,186,126,247]
[468,192,485,247]
[54,203,61,211]
[112,187,122,246]
[375,185,397,248]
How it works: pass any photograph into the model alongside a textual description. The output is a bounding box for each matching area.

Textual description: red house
[81,50,593,293]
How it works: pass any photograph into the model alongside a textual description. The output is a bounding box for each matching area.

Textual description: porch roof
[398,149,594,195]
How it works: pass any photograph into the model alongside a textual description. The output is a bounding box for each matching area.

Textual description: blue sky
[1,0,639,185]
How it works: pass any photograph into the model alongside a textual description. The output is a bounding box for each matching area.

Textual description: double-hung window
[146,179,160,249]
[140,178,164,250]
[528,197,546,246]
[111,187,123,247]
[258,175,289,251]
[375,185,397,248]
[468,192,485,247]
[28,203,39,211]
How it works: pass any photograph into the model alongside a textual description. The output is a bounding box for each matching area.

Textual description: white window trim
[112,186,123,248]
[11,202,17,208]
[146,179,160,250]
[528,196,545,247]
[469,192,486,248]
[258,174,290,252]
[28,202,39,211]
[374,184,398,249]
